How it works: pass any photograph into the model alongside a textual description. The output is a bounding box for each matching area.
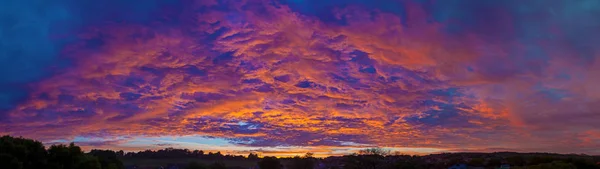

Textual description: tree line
[122,148,247,160]
[2,135,600,169]
[0,135,122,169]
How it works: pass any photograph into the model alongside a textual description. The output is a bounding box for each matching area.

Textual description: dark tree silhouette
[120,148,246,161]
[258,156,282,169]
[516,161,577,169]
[0,153,23,169]
[0,135,125,169]
[564,157,600,169]
[507,156,525,166]
[468,158,484,166]
[343,155,384,169]
[193,150,204,157]
[287,156,315,169]
[287,157,315,169]
[248,153,259,160]
[358,148,390,156]
[89,150,124,169]
[208,162,227,169]
[390,156,427,169]
[528,156,556,165]
[47,143,102,169]
[4,135,600,169]
[76,154,102,169]
[185,161,207,169]
[486,158,501,167]
[0,135,48,169]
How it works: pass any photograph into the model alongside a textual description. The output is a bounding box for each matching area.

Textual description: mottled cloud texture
[1,0,600,156]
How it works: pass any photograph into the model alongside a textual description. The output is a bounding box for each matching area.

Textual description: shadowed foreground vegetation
[0,135,122,169]
[2,135,600,169]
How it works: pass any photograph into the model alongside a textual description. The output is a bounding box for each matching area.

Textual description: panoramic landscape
[1,0,600,168]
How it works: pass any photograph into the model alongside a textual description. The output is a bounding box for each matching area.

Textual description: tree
[0,153,23,169]
[288,156,315,169]
[47,143,101,169]
[519,161,577,169]
[248,153,259,160]
[0,135,126,169]
[565,157,600,169]
[391,157,427,169]
[343,155,384,169]
[507,156,525,166]
[304,152,314,158]
[75,154,101,169]
[0,135,48,169]
[208,162,227,169]
[468,158,484,166]
[47,144,76,169]
[89,149,124,169]
[486,158,501,167]
[258,156,283,169]
[185,161,207,169]
[193,150,204,157]
[358,148,390,156]
[529,156,556,165]
[105,163,120,169]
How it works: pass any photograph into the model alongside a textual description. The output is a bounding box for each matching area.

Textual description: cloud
[0,0,184,112]
[2,0,600,155]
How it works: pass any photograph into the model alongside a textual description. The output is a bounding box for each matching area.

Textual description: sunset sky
[1,0,600,157]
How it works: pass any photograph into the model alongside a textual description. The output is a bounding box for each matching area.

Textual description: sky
[1,0,600,157]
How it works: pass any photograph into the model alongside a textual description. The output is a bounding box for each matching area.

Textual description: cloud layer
[2,0,600,155]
